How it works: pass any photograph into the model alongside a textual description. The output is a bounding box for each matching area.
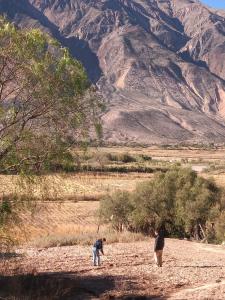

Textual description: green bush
[100,167,223,240]
[0,197,12,227]
[139,154,152,162]
[100,191,133,232]
[214,212,225,243]
[106,153,136,163]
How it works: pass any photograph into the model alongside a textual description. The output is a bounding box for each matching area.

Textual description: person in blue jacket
[92,238,106,266]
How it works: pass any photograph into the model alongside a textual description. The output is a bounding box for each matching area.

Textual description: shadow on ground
[0,252,23,260]
[0,272,164,300]
[115,296,164,300]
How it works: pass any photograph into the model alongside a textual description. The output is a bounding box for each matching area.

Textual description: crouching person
[154,228,165,267]
[92,238,106,266]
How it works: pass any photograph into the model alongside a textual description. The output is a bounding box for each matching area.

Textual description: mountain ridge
[2,0,225,144]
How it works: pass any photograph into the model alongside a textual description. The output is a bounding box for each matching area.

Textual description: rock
[175,283,186,288]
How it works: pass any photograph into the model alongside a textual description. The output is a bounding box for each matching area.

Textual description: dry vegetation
[95,146,225,161]
[2,146,225,248]
[2,146,225,299]
[0,173,152,201]
[0,171,153,247]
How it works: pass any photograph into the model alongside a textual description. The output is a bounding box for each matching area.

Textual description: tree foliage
[100,167,223,241]
[100,191,133,232]
[0,18,101,173]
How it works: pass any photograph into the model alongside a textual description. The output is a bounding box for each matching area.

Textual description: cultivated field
[2,146,225,246]
[2,146,225,299]
[0,171,152,246]
[0,172,152,200]
[95,146,225,161]
[1,239,225,299]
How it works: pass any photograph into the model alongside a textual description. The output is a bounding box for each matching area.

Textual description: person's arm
[100,240,104,255]
[154,236,159,251]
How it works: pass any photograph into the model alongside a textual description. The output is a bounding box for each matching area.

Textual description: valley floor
[1,239,225,299]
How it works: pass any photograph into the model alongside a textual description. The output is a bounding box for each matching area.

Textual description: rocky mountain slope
[2,0,225,144]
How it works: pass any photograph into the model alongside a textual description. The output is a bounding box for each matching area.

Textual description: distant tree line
[100,167,225,243]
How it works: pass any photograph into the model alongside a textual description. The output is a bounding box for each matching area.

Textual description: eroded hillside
[2,0,225,144]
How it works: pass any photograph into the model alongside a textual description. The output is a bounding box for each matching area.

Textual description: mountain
[2,0,225,144]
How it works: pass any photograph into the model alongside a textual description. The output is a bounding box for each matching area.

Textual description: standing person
[154,228,165,267]
[92,238,106,266]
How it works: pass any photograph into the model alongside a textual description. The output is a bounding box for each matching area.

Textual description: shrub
[106,153,136,163]
[0,198,12,227]
[215,212,225,243]
[100,167,222,240]
[100,191,133,232]
[139,154,152,162]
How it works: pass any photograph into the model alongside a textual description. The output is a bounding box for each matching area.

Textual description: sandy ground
[1,239,225,299]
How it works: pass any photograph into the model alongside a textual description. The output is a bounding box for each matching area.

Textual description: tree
[100,167,222,240]
[130,170,177,234]
[100,190,133,232]
[173,169,219,239]
[214,212,225,243]
[0,18,102,173]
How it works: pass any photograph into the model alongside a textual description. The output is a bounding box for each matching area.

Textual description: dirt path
[169,280,225,299]
[1,239,225,299]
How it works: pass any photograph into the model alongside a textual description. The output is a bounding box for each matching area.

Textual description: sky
[201,0,225,9]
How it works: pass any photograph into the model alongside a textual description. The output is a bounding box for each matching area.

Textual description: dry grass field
[0,172,153,200]
[0,172,152,247]
[2,146,225,248]
[95,146,225,162]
